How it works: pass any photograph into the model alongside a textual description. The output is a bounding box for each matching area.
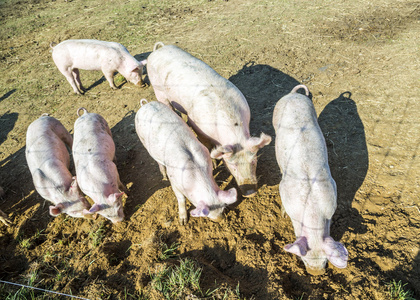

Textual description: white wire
[0,280,91,300]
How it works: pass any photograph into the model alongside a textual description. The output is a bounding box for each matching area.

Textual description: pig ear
[86,204,101,214]
[69,177,80,195]
[284,236,308,257]
[210,145,234,160]
[49,204,64,216]
[190,201,210,217]
[323,236,348,268]
[107,192,124,205]
[218,188,237,205]
[246,133,272,153]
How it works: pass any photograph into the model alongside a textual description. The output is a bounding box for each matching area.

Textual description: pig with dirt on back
[135,100,237,225]
[51,39,145,94]
[25,114,91,218]
[146,42,271,197]
[72,108,125,223]
[272,85,348,275]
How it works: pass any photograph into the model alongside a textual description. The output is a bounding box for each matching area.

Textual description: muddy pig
[72,108,125,223]
[26,114,91,218]
[135,100,237,225]
[51,39,145,94]
[146,42,271,197]
[272,85,348,275]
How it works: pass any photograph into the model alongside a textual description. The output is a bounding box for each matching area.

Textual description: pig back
[53,39,125,71]
[273,93,330,180]
[147,45,251,142]
[73,112,115,161]
[26,116,72,172]
[136,101,210,168]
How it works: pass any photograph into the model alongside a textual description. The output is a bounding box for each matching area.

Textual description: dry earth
[0,0,419,299]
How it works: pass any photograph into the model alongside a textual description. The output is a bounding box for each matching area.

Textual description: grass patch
[387,280,415,300]
[88,222,107,249]
[159,242,180,261]
[150,258,203,299]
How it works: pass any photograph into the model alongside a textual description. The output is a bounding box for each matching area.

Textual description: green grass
[150,258,203,299]
[88,222,107,248]
[387,280,415,300]
[159,241,180,261]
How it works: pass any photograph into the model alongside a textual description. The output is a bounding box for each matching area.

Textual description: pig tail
[291,84,309,96]
[77,107,88,117]
[153,42,165,51]
[140,99,148,107]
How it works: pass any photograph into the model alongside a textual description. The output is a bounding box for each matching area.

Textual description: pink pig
[51,39,145,94]
[146,42,271,197]
[25,114,91,218]
[135,100,237,225]
[273,85,348,275]
[72,108,125,223]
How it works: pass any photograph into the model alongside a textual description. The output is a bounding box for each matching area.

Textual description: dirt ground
[0,0,419,299]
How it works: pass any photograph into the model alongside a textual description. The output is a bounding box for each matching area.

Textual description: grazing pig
[135,100,237,225]
[51,39,145,94]
[272,85,348,275]
[73,108,125,223]
[25,114,91,218]
[146,42,271,197]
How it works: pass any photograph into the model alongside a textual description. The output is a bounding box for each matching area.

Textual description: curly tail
[140,99,148,107]
[153,42,165,51]
[50,42,57,49]
[77,107,88,117]
[291,84,309,96]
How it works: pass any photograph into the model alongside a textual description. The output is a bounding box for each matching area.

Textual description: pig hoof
[179,217,188,225]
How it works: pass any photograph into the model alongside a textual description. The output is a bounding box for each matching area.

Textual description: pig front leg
[158,163,168,181]
[172,186,188,225]
[103,69,117,89]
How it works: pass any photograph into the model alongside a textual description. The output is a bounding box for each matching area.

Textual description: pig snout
[305,266,326,276]
[239,184,258,197]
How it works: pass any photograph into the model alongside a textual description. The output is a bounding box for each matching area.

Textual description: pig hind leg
[72,69,85,92]
[58,66,83,94]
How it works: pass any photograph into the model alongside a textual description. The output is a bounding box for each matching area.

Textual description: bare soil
[0,0,419,299]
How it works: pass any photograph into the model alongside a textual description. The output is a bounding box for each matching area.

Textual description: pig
[272,84,348,275]
[51,39,146,94]
[135,99,237,225]
[72,108,125,223]
[25,114,91,218]
[146,42,271,197]
[0,186,12,226]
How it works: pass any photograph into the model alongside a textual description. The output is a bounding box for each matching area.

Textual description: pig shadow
[182,244,272,298]
[228,62,301,188]
[0,111,18,147]
[0,89,16,103]
[110,110,170,219]
[318,92,368,239]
